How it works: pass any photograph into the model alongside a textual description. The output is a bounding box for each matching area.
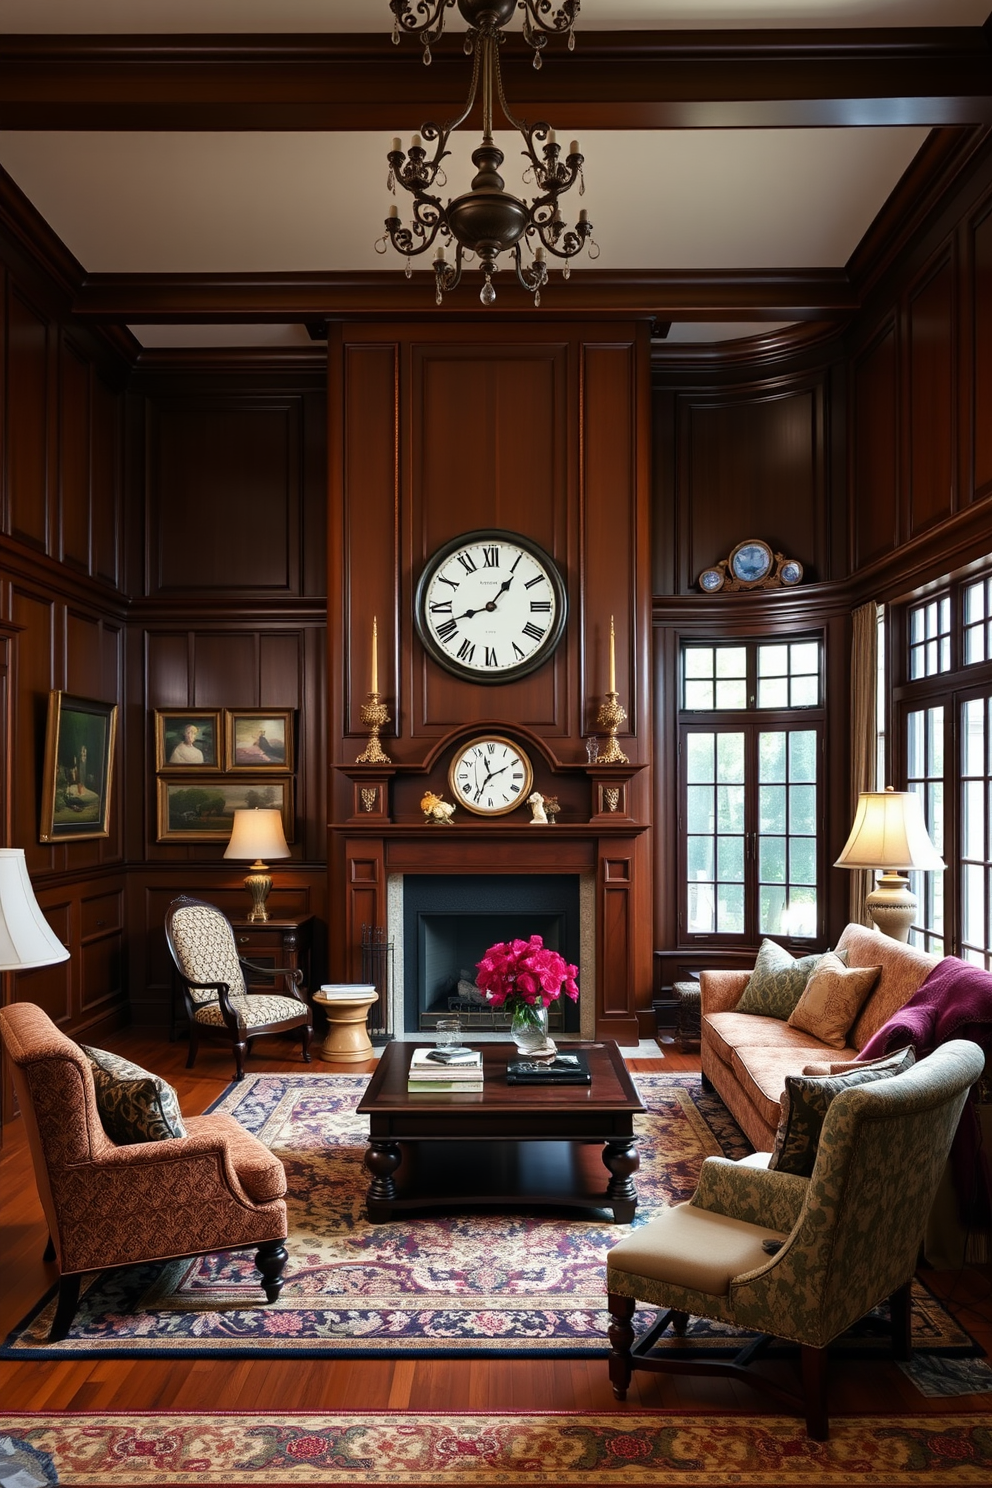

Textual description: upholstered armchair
[165,895,312,1080]
[607,1039,984,1439]
[0,1002,289,1342]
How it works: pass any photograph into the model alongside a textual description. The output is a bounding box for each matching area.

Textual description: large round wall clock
[415,530,567,682]
[448,735,534,816]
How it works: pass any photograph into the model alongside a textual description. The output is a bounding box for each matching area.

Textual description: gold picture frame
[154,709,223,771]
[156,777,295,844]
[39,692,118,843]
[224,709,294,772]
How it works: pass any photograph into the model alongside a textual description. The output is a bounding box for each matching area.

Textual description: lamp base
[866,872,917,943]
[244,862,272,923]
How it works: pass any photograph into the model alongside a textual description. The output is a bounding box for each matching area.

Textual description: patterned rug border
[0,1072,980,1365]
[3,1410,992,1486]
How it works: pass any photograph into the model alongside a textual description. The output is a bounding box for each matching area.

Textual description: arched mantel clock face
[414,530,567,682]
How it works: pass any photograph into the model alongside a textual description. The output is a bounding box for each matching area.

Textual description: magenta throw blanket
[859,956,992,1228]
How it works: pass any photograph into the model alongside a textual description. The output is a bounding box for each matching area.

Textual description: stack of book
[408,1046,484,1093]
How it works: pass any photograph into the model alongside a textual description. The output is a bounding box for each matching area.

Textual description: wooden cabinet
[229,914,314,995]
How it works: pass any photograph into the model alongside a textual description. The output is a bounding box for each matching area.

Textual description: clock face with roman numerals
[448,735,534,816]
[414,530,567,682]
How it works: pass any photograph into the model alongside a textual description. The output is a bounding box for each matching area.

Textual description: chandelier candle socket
[378,1,596,307]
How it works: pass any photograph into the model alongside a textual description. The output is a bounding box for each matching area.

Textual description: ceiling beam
[1,29,990,131]
[70,268,858,322]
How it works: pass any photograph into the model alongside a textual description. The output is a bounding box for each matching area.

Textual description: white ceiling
[0,0,980,346]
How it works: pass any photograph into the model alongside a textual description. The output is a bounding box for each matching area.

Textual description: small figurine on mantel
[543,795,560,826]
[421,790,455,825]
[528,792,549,825]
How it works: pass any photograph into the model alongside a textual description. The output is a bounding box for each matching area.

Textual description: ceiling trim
[1,28,990,130]
[71,268,859,321]
[650,319,843,372]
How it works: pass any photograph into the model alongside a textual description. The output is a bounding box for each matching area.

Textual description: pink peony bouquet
[475,934,579,1012]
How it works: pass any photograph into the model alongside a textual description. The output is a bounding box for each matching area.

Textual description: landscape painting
[156,778,294,843]
[226,709,293,771]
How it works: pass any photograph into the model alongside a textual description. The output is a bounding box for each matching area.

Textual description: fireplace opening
[403,874,581,1034]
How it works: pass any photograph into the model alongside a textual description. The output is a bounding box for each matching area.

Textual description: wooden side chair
[0,1001,289,1342]
[606,1039,984,1439]
[165,895,312,1081]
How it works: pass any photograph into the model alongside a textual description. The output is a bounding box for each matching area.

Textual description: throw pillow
[787,952,882,1048]
[82,1045,188,1145]
[769,1046,917,1177]
[735,939,842,1020]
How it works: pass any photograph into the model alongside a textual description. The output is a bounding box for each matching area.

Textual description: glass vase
[510,1000,554,1056]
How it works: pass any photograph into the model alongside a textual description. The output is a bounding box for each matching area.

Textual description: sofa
[699,922,941,1151]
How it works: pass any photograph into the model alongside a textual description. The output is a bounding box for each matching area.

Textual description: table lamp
[0,848,71,973]
[223,808,290,923]
[834,787,944,942]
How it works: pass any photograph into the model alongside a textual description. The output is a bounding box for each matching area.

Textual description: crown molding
[1,28,990,130]
[72,268,857,322]
[129,344,327,383]
[650,319,844,374]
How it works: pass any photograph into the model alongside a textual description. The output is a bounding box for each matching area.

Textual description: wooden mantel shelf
[330,820,650,836]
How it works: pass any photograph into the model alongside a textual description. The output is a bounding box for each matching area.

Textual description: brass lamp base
[866,871,917,943]
[244,860,273,922]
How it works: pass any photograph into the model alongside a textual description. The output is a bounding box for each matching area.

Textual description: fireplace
[400,874,582,1034]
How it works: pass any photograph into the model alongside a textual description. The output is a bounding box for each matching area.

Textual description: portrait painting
[39,693,118,842]
[225,710,293,771]
[155,710,221,771]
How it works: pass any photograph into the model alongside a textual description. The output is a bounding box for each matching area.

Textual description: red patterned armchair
[0,1002,289,1342]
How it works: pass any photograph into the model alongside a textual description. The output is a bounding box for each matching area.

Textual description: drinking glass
[436,1018,464,1049]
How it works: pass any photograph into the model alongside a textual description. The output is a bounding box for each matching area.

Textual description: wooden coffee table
[356,1041,645,1224]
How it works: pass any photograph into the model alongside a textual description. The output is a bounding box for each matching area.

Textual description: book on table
[408,1047,483,1081]
[407,1079,485,1093]
[505,1051,591,1085]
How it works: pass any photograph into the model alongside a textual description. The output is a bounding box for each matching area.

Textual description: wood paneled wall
[849,151,992,599]
[0,241,129,1078]
[122,366,328,1026]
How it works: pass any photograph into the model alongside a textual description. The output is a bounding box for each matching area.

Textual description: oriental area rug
[2,1410,992,1485]
[0,1073,977,1362]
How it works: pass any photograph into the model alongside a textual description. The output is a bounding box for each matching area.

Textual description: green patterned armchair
[607,1039,984,1439]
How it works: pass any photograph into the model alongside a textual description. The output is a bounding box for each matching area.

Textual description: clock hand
[484,577,514,612]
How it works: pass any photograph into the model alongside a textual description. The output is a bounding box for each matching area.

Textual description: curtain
[848,601,879,926]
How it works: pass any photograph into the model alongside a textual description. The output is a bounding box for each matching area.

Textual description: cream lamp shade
[223,808,290,923]
[0,848,71,970]
[834,788,944,942]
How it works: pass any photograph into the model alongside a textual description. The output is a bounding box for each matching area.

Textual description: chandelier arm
[528,200,592,260]
[519,0,581,39]
[490,38,531,135]
[389,0,455,44]
[385,197,449,258]
[513,242,549,295]
[429,31,483,139]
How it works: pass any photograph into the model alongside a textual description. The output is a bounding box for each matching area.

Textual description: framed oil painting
[155,710,222,771]
[225,709,293,771]
[157,777,294,843]
[39,692,118,842]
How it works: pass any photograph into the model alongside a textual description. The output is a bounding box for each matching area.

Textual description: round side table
[313,984,378,1064]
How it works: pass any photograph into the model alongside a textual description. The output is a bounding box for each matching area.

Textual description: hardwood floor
[2,1027,991,1421]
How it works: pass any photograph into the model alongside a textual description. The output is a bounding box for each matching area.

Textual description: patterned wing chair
[165,895,312,1081]
[606,1038,985,1439]
[0,1001,289,1342]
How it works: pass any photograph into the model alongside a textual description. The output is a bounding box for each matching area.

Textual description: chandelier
[376,0,598,307]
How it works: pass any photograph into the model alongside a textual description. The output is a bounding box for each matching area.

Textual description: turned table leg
[364,1139,402,1222]
[603,1138,639,1223]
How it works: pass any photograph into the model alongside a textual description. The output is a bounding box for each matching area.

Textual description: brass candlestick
[596,692,629,764]
[356,692,391,764]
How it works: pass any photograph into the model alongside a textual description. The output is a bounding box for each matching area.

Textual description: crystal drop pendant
[423,45,432,65]
[480,277,497,306]
[562,262,570,280]
[568,31,575,50]
[405,257,413,279]
[534,288,541,308]
[533,52,542,70]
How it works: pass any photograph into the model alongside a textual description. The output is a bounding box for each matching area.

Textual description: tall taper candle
[371,616,378,695]
[609,615,616,693]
